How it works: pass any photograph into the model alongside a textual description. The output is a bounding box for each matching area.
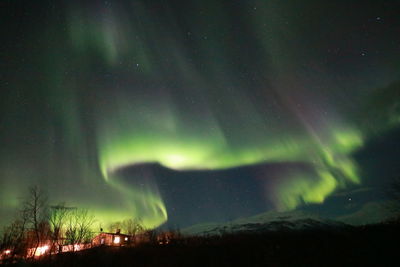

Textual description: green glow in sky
[98,101,364,217]
[2,0,400,230]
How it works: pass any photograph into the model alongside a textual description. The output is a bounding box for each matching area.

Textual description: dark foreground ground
[4,223,400,267]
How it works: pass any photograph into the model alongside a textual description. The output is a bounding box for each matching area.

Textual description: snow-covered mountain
[336,201,395,225]
[182,210,349,236]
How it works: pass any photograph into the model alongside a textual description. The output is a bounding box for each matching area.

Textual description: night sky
[1,0,400,229]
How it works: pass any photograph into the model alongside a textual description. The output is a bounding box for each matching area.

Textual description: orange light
[35,245,49,256]
[4,250,11,255]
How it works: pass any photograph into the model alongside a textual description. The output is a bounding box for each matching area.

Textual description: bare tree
[0,218,27,262]
[22,186,49,258]
[75,209,95,244]
[122,218,144,237]
[108,221,122,233]
[109,218,144,235]
[65,209,95,250]
[49,203,74,253]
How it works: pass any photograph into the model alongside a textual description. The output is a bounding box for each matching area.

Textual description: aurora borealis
[1,0,400,229]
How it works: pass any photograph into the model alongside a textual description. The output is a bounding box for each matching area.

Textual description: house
[92,229,131,246]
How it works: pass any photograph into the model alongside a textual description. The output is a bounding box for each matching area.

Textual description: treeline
[0,186,97,261]
[23,223,400,267]
[0,186,149,263]
[108,218,144,237]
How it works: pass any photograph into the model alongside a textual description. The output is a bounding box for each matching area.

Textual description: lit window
[114,236,120,244]
[35,245,49,256]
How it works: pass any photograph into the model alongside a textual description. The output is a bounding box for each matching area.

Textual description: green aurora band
[98,112,363,221]
[1,1,400,230]
[61,1,394,227]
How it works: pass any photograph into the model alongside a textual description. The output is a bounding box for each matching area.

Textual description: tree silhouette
[22,186,50,258]
[49,203,75,253]
[65,208,95,250]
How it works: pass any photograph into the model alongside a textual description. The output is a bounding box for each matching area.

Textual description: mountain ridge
[182,210,350,236]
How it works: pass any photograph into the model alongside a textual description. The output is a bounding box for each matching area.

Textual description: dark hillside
[11,223,398,267]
